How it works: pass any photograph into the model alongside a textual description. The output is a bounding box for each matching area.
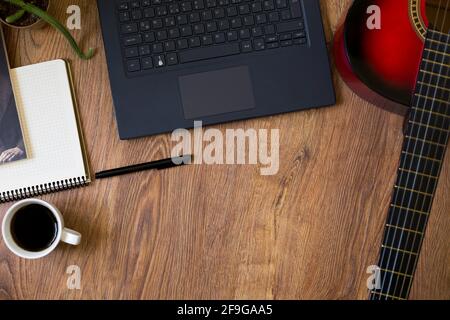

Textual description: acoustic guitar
[334,0,449,300]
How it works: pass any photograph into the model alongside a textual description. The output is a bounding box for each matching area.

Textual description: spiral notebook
[0,60,90,202]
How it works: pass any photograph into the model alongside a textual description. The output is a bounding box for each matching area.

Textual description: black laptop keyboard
[117,0,307,73]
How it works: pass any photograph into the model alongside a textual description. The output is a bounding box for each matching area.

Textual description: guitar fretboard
[369,29,449,300]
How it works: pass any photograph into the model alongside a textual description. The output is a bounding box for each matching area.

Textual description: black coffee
[10,204,58,252]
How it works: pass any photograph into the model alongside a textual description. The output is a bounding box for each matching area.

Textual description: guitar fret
[394,185,433,197]
[416,81,450,93]
[383,223,423,253]
[419,70,450,80]
[427,38,450,46]
[387,206,428,232]
[411,107,450,119]
[415,93,449,106]
[408,121,449,133]
[370,291,406,300]
[398,168,438,180]
[422,58,449,68]
[423,48,450,58]
[407,121,449,145]
[418,71,449,89]
[380,267,414,278]
[405,135,447,147]
[390,204,429,215]
[429,29,450,41]
[381,245,418,256]
[401,151,442,163]
[386,224,423,236]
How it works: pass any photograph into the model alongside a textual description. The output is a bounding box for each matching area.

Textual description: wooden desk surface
[0,0,448,300]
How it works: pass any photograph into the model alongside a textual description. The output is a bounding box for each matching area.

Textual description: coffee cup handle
[61,228,82,246]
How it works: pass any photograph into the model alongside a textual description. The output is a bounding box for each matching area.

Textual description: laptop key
[169,28,180,38]
[289,0,302,18]
[275,0,287,8]
[124,35,142,46]
[143,8,155,18]
[251,26,263,37]
[156,30,168,40]
[156,6,168,16]
[265,35,277,43]
[141,57,154,69]
[225,31,236,41]
[177,38,189,49]
[127,59,141,72]
[293,31,306,38]
[276,20,303,33]
[239,29,250,39]
[202,35,214,45]
[280,10,290,20]
[268,11,279,22]
[243,15,254,26]
[164,41,176,51]
[143,32,156,42]
[152,43,164,53]
[253,38,265,50]
[152,18,163,28]
[119,11,130,22]
[121,23,138,34]
[139,45,151,55]
[140,21,151,31]
[263,0,274,10]
[167,53,179,65]
[293,38,306,45]
[214,32,226,43]
[181,2,192,12]
[177,14,188,24]
[241,40,252,52]
[119,3,129,10]
[189,37,201,47]
[264,24,275,34]
[131,9,142,20]
[154,54,166,67]
[179,43,240,63]
[125,46,139,58]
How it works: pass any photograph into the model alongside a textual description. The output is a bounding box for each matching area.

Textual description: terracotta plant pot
[0,0,50,30]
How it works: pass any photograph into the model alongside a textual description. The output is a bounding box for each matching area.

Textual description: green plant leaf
[5,9,25,24]
[4,0,94,60]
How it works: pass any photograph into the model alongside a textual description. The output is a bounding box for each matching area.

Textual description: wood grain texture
[0,0,448,300]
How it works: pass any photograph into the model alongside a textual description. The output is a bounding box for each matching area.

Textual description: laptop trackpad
[179,66,255,119]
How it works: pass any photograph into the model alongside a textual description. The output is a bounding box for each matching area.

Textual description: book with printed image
[0,26,27,165]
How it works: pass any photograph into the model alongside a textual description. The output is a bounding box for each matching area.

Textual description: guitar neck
[369,29,450,300]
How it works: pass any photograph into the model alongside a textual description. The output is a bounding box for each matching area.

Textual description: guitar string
[396,16,450,299]
[384,1,450,299]
[373,0,446,300]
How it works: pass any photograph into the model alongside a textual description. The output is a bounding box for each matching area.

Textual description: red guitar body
[333,0,430,115]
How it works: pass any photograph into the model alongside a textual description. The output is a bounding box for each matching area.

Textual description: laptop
[97,0,335,139]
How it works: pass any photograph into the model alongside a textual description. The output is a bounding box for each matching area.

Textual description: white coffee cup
[2,199,81,259]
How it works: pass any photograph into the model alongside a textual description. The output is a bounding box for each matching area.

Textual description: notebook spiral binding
[0,176,88,203]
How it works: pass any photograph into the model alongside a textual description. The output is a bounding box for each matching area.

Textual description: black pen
[95,155,192,179]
